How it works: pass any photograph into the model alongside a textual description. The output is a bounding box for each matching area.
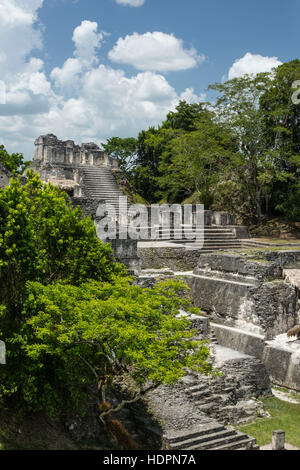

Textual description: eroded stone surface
[189,251,299,337]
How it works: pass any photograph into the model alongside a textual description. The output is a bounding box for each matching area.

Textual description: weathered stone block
[272,430,285,450]
[212,323,266,360]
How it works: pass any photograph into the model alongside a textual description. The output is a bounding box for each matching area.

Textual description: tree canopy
[0,171,125,319]
[0,171,212,422]
[0,145,29,174]
[104,61,300,223]
[1,278,211,416]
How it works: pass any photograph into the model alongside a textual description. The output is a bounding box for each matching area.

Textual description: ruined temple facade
[0,162,12,189]
[29,134,120,198]
[29,134,139,271]
[33,134,118,169]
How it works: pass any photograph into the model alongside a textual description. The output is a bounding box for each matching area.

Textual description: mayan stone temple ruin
[9,134,298,449]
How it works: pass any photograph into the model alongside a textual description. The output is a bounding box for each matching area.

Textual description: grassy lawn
[237,397,300,447]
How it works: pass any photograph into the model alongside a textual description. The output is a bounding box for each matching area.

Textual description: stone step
[82,167,126,202]
[169,429,236,450]
[160,229,234,234]
[83,181,120,185]
[194,432,253,450]
[166,424,225,444]
[196,403,218,413]
[84,185,119,189]
[141,227,237,233]
[209,436,258,451]
[159,231,235,236]
[185,247,241,252]
[82,176,117,180]
[160,234,237,239]
[194,395,219,406]
[186,240,240,248]
[185,384,208,393]
[190,390,212,399]
[96,198,127,201]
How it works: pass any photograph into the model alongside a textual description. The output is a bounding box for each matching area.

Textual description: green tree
[0,145,29,174]
[210,62,300,223]
[0,171,213,426]
[132,102,214,203]
[131,128,161,203]
[259,60,300,220]
[164,100,211,131]
[0,278,212,417]
[210,73,282,223]
[0,171,125,318]
[157,111,236,205]
[102,137,137,174]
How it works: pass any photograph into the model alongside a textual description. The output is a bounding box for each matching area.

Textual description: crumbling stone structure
[28,134,139,270]
[0,162,12,189]
[30,134,119,198]
[189,250,300,337]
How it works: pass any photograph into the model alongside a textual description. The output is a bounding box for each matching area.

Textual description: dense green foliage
[0,145,29,174]
[105,61,300,223]
[0,171,125,318]
[0,172,212,416]
[1,278,211,415]
[102,137,137,174]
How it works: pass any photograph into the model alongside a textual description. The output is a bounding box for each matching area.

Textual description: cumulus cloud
[115,0,145,7]
[73,20,104,66]
[51,20,107,89]
[0,0,51,120]
[109,31,204,72]
[0,0,44,75]
[0,5,204,159]
[228,52,282,80]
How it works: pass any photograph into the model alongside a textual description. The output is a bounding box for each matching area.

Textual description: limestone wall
[33,134,118,169]
[0,169,10,189]
[138,246,203,271]
[212,323,266,359]
[189,251,299,337]
[0,163,12,189]
[209,322,300,392]
[263,342,300,391]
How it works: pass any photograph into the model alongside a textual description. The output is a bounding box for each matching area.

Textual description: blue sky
[0,0,298,159]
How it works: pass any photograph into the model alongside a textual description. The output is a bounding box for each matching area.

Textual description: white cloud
[51,20,106,89]
[73,20,104,66]
[0,0,43,75]
[0,0,51,119]
[108,31,204,72]
[51,58,83,89]
[115,0,145,7]
[0,6,204,160]
[228,52,282,80]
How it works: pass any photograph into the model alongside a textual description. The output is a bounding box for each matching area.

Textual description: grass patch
[237,397,300,447]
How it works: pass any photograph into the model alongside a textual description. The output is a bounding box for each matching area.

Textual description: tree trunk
[255,189,262,225]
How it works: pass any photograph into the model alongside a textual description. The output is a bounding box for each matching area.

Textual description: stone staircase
[210,328,218,345]
[81,167,128,219]
[185,381,233,415]
[163,379,259,450]
[164,423,258,450]
[157,226,242,252]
